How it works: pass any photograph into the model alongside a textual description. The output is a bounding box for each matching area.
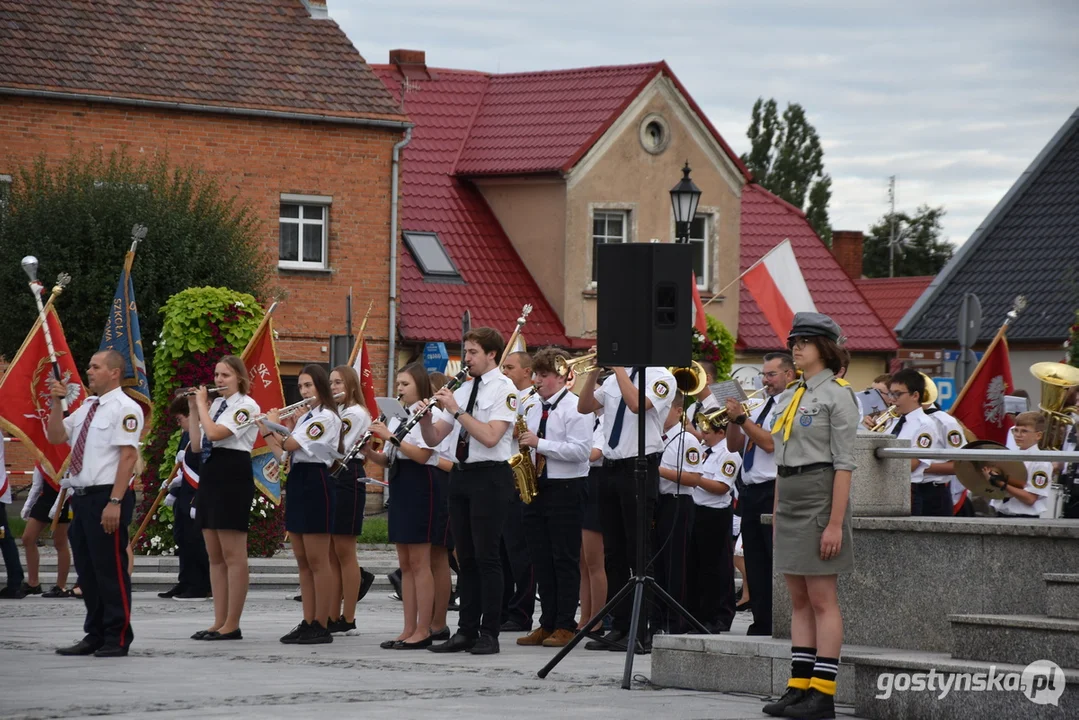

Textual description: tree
[862,205,954,278]
[0,149,269,372]
[741,98,833,245]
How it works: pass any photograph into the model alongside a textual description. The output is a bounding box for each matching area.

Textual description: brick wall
[831,230,865,280]
[0,95,400,396]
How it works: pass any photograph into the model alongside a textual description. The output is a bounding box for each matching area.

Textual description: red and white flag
[951,333,1014,445]
[351,339,380,414]
[742,239,816,344]
[240,310,286,503]
[691,273,709,335]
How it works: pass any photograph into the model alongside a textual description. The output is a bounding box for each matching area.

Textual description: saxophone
[508,414,539,504]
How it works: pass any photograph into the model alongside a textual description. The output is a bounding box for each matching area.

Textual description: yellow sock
[809,677,837,696]
[787,677,811,691]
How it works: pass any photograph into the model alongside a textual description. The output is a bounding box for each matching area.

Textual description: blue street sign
[423,342,449,373]
[943,350,983,363]
[932,377,956,411]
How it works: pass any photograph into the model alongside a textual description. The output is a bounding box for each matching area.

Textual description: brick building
[0,0,409,478]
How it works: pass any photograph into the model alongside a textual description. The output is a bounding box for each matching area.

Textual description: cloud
[331,0,1079,245]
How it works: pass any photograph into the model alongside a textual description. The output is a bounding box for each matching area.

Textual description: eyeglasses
[1010,427,1035,435]
[759,371,783,379]
[787,337,811,350]
[891,390,911,399]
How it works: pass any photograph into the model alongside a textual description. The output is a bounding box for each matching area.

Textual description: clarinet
[330,394,402,478]
[389,366,471,444]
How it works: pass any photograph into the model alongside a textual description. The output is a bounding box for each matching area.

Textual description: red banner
[0,304,86,488]
[240,312,286,503]
[691,272,708,336]
[357,341,379,413]
[951,334,1014,444]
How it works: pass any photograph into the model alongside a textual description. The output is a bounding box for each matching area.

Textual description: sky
[330,0,1079,246]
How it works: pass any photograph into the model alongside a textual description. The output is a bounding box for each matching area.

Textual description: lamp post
[670,161,701,243]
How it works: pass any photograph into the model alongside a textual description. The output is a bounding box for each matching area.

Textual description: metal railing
[875,448,1079,463]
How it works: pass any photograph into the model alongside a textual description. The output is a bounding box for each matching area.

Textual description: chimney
[390,49,428,76]
[301,0,328,19]
[831,230,864,280]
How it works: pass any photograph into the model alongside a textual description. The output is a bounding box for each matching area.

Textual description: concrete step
[29,571,396,592]
[32,559,401,576]
[1045,574,1079,620]
[950,613,1079,668]
[846,649,1079,720]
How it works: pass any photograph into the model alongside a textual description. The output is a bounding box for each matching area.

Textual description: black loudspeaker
[597,243,692,368]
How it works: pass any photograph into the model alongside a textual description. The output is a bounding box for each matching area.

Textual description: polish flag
[691,273,708,335]
[742,239,816,344]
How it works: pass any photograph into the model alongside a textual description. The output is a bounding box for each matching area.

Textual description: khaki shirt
[773,369,859,472]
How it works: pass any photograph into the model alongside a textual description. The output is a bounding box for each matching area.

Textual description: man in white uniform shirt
[421,328,518,656]
[990,412,1053,518]
[577,360,675,653]
[889,369,950,516]
[47,350,143,657]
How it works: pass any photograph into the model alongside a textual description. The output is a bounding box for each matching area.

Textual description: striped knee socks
[788,646,816,690]
[810,656,839,696]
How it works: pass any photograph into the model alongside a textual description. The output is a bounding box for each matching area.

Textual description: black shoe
[42,585,73,599]
[429,626,451,641]
[293,594,303,602]
[584,629,626,651]
[388,569,402,599]
[447,591,460,611]
[763,686,809,717]
[0,586,28,599]
[296,621,333,644]
[396,636,433,649]
[158,584,183,599]
[174,589,211,602]
[56,638,102,656]
[468,634,499,655]
[20,582,42,596]
[779,688,834,719]
[328,617,356,635]
[190,629,215,640]
[427,632,476,653]
[93,645,129,658]
[736,601,751,612]
[607,634,650,654]
[280,620,311,644]
[358,569,375,602]
[204,629,243,641]
[499,620,530,632]
[380,639,404,649]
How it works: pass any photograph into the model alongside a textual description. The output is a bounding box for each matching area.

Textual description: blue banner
[251,447,282,505]
[99,250,151,413]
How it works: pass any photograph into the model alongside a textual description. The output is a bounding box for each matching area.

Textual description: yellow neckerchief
[772,382,807,442]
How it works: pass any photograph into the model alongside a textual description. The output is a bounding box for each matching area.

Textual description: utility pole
[888,175,897,278]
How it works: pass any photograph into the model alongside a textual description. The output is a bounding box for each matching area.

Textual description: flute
[239,393,344,429]
[175,386,227,398]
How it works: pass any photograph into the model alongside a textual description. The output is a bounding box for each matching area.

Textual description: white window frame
[589,205,634,287]
[689,213,711,291]
[279,193,332,271]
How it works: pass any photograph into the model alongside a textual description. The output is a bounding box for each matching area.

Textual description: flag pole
[701,238,789,309]
[952,296,1027,408]
[130,461,181,551]
[348,300,375,367]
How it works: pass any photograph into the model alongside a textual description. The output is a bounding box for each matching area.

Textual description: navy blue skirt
[582,466,604,533]
[197,448,255,532]
[332,460,367,536]
[285,462,336,535]
[389,459,443,545]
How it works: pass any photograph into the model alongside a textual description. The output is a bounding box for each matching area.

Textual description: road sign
[932,377,956,411]
[957,293,982,347]
[896,349,943,362]
[423,342,449,373]
[943,350,984,363]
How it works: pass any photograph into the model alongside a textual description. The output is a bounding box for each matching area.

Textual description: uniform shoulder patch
[685,447,701,465]
[233,408,250,425]
[721,459,737,478]
[947,429,963,448]
[915,432,933,449]
[653,380,670,398]
[506,393,518,411]
[341,418,352,435]
[832,377,851,387]
[1032,470,1050,490]
[306,422,325,440]
[122,414,139,432]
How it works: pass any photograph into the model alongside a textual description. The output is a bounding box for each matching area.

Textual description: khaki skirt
[774,466,854,576]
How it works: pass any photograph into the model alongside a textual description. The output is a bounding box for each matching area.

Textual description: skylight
[403,231,461,281]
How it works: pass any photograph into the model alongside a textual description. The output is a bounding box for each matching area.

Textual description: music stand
[538,367,709,689]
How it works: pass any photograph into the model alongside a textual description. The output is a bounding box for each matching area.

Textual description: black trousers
[449,463,513,638]
[69,489,135,649]
[500,494,535,629]
[652,493,695,633]
[1,502,25,589]
[687,504,735,631]
[522,478,583,632]
[599,455,659,638]
[739,479,775,636]
[912,483,952,517]
[173,484,210,594]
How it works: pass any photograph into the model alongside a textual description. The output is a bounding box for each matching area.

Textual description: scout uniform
[285,405,341,535]
[990,447,1053,518]
[653,425,703,634]
[687,439,740,632]
[196,392,260,532]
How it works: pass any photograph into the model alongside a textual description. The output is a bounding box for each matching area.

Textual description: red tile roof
[854,276,934,336]
[738,185,897,352]
[373,67,570,345]
[0,0,405,122]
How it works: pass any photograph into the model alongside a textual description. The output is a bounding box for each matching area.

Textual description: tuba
[508,414,539,504]
[1031,362,1079,450]
[669,361,708,396]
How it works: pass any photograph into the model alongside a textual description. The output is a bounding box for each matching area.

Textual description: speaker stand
[537,367,709,689]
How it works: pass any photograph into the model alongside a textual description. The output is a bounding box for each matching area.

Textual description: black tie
[891,416,906,437]
[742,396,775,472]
[455,379,482,463]
[606,369,639,448]
[704,447,713,458]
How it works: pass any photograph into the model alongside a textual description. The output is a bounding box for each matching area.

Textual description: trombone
[554,353,598,377]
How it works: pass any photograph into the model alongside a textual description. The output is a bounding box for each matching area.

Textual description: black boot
[781,688,834,720]
[762,686,808,716]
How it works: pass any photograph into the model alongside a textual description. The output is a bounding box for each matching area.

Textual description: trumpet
[175,386,227,398]
[554,353,598,377]
[869,405,899,432]
[696,387,766,430]
[238,392,344,428]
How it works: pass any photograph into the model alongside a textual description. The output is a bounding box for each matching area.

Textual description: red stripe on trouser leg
[112,528,131,648]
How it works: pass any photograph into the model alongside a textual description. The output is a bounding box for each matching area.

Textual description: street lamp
[670,161,701,243]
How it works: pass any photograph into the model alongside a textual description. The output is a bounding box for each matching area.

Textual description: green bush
[692,316,736,381]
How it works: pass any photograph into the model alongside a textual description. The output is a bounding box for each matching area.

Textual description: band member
[725,352,795,636]
[685,360,719,442]
[578,413,606,633]
[47,350,142,657]
[499,350,536,632]
[426,370,457,639]
[765,313,858,720]
[261,365,340,645]
[577,360,675,653]
[369,363,446,649]
[888,369,950,517]
[0,429,27,599]
[327,366,372,635]
[158,397,210,600]
[516,348,592,648]
[189,355,260,641]
[653,392,703,636]
[18,463,72,597]
[688,418,740,633]
[990,412,1053,518]
[924,404,971,516]
[421,328,518,656]
[864,374,896,431]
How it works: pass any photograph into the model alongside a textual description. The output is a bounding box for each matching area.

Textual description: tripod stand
[538,368,709,689]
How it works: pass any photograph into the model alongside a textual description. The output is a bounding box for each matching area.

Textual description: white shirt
[895,406,944,485]
[388,402,442,468]
[687,394,720,430]
[590,416,604,468]
[991,444,1053,516]
[290,405,341,466]
[517,387,539,417]
[659,428,703,496]
[597,367,676,459]
[204,392,260,453]
[523,388,592,479]
[61,387,143,489]
[740,393,781,485]
[338,403,372,456]
[437,366,518,463]
[694,442,739,509]
[927,409,964,491]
